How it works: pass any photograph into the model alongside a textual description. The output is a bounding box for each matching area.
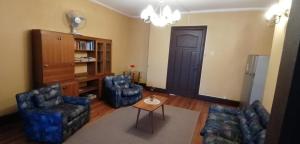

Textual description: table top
[133,95,168,112]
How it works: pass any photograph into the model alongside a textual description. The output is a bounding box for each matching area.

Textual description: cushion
[202,118,241,141]
[122,88,140,97]
[51,103,87,123]
[243,107,258,122]
[238,113,253,144]
[114,80,129,89]
[204,135,239,144]
[209,105,239,115]
[251,101,270,128]
[33,84,63,108]
[248,118,264,136]
[252,130,266,144]
[207,113,240,125]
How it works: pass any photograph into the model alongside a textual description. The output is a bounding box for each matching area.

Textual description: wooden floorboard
[0,90,235,144]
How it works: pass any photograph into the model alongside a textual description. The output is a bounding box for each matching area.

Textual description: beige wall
[147,11,274,101]
[262,0,291,112]
[0,0,149,116]
[126,20,150,83]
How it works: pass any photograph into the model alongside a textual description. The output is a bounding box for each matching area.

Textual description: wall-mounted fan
[66,10,86,34]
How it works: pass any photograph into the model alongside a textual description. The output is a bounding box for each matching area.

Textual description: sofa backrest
[16,84,63,111]
[105,75,131,88]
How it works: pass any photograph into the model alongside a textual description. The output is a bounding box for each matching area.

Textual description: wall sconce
[264,0,292,25]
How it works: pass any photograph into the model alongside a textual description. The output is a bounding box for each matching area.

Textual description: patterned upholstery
[201,101,269,144]
[104,75,143,108]
[204,134,239,144]
[16,84,90,143]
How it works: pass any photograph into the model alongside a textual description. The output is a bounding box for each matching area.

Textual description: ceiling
[91,0,276,17]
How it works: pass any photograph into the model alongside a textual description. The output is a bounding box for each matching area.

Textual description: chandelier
[140,0,181,27]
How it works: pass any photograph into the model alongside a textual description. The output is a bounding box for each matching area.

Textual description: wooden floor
[0,91,222,144]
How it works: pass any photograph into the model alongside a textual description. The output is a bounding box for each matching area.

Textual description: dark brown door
[166,26,207,97]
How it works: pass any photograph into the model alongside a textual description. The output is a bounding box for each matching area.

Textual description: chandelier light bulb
[163,5,172,17]
[140,2,181,27]
[173,10,181,21]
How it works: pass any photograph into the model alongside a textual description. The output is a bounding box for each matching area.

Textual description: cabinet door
[105,42,112,73]
[41,31,61,66]
[60,34,75,64]
[41,31,75,83]
[61,81,79,96]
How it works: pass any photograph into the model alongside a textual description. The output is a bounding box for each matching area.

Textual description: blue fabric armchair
[104,75,143,108]
[16,84,90,143]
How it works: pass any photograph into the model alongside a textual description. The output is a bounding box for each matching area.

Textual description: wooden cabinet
[32,30,75,87]
[61,81,79,96]
[32,29,112,99]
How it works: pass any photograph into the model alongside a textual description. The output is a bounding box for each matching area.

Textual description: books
[75,40,95,51]
[74,56,96,62]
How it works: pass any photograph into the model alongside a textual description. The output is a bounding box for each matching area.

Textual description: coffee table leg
[136,109,141,128]
[150,111,154,133]
[162,104,165,120]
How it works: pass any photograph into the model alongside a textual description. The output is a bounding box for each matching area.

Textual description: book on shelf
[74,56,96,62]
[75,40,95,51]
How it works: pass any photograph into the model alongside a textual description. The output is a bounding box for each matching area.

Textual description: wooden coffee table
[133,95,168,133]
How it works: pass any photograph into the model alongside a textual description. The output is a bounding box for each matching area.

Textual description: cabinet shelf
[75,61,96,64]
[79,86,97,94]
[75,50,95,52]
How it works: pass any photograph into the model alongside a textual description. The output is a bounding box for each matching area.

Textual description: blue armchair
[104,75,143,108]
[16,84,90,143]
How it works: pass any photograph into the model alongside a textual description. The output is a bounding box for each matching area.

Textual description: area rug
[65,105,199,144]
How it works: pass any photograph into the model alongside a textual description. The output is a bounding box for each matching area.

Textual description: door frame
[166,26,207,97]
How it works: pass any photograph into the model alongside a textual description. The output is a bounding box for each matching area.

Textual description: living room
[0,0,299,144]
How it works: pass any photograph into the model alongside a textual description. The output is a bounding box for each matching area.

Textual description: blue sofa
[201,101,269,144]
[16,84,90,143]
[104,75,143,108]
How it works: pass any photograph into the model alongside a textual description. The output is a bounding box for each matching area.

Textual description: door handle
[44,64,49,67]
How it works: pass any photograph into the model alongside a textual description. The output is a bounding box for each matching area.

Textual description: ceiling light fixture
[264,0,292,25]
[140,0,181,27]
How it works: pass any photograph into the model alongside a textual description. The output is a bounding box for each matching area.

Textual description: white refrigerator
[240,55,270,107]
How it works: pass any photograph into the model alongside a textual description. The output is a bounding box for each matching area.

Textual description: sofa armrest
[23,109,64,143]
[63,96,90,106]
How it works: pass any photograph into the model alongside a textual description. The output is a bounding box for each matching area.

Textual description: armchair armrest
[63,96,90,106]
[23,109,64,143]
[105,86,122,108]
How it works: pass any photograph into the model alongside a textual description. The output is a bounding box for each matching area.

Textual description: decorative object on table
[150,95,154,101]
[104,75,143,108]
[15,84,90,143]
[66,10,87,34]
[144,96,161,105]
[140,0,181,27]
[133,95,167,133]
